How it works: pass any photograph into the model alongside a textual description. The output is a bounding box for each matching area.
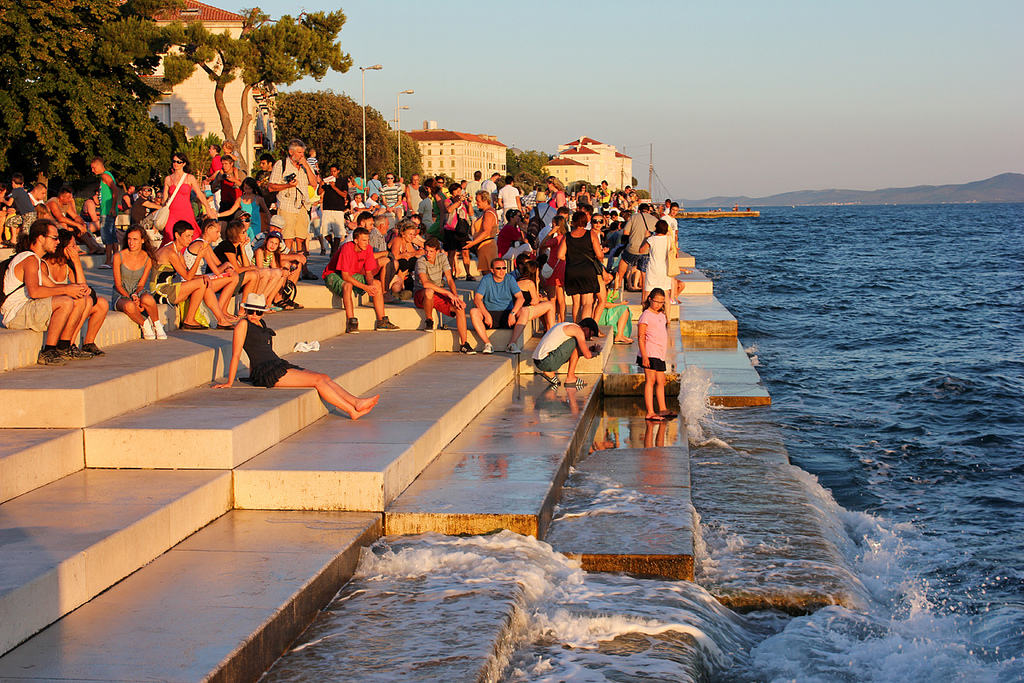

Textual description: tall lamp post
[396,89,414,180]
[360,64,382,188]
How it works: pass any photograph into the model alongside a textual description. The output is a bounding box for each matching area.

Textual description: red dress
[162,174,201,245]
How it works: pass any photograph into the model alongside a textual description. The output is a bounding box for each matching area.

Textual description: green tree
[506,149,550,180]
[274,90,421,180]
[0,0,181,185]
[162,9,352,170]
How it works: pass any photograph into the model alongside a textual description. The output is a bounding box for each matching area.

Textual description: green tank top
[99,171,116,215]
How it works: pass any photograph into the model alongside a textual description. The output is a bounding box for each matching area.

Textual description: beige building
[150,0,274,170]
[408,124,507,180]
[544,136,633,190]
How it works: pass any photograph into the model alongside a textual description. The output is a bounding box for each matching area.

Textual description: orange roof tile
[154,0,245,23]
[615,152,631,159]
[560,146,599,155]
[563,136,604,147]
[407,129,507,148]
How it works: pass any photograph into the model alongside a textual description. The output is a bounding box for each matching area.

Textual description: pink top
[637,309,668,360]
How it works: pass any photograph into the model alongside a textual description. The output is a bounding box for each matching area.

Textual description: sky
[236,0,1021,199]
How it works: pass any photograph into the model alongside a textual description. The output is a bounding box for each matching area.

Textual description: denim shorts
[101,215,117,245]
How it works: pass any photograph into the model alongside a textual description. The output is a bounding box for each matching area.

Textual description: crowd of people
[2,137,686,419]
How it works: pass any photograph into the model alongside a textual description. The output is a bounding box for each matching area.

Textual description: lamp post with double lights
[396,90,414,180]
[360,64,382,188]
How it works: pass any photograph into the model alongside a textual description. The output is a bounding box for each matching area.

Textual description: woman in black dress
[557,210,603,323]
[212,294,379,420]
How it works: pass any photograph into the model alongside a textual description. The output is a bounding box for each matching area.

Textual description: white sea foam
[680,365,714,443]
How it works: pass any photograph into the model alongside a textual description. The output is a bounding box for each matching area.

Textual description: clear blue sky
[243,0,1021,199]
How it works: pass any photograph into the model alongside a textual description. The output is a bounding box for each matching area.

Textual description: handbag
[154,174,188,231]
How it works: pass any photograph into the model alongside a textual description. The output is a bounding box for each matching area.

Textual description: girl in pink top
[637,287,675,421]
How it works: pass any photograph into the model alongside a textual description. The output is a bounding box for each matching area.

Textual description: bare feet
[614,336,633,344]
[355,395,380,412]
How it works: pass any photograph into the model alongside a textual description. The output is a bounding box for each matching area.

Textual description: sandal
[180,323,207,331]
[565,378,587,389]
[543,374,561,388]
[659,411,678,419]
[645,414,667,422]
[217,324,235,330]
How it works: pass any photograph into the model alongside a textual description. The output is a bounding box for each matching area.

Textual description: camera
[284,173,296,183]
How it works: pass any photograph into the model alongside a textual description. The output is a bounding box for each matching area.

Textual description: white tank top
[1,251,41,324]
[532,322,576,361]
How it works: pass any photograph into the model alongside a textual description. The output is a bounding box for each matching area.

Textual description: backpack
[0,255,23,309]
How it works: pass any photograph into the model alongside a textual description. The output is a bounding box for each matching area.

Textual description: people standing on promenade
[539,214,568,323]
[322,226,398,333]
[111,225,165,340]
[531,318,600,389]
[481,172,500,206]
[47,185,104,255]
[161,152,217,245]
[642,219,684,303]
[267,138,318,276]
[559,210,602,324]
[319,165,349,255]
[637,287,675,421]
[596,180,612,213]
[91,156,120,269]
[615,203,657,292]
[465,171,482,210]
[42,229,108,357]
[497,175,522,222]
[414,236,473,352]
[546,177,567,211]
[2,220,90,365]
[466,190,499,280]
[380,173,404,221]
[442,183,473,279]
[404,173,422,216]
[213,293,380,420]
[219,178,270,243]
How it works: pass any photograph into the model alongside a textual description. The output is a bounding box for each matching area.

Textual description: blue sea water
[683,203,1024,680]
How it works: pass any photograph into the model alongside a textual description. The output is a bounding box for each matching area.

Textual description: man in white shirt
[497,175,522,222]
[481,172,500,205]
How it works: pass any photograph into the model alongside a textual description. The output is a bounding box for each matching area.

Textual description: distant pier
[680,210,760,218]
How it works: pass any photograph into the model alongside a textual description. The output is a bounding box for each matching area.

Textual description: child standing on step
[637,287,675,421]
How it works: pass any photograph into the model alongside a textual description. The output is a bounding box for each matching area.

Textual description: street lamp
[396,89,414,180]
[360,64,382,189]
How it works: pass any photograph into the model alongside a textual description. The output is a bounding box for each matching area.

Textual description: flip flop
[180,323,207,331]
[659,411,678,419]
[217,324,235,330]
[614,338,633,345]
[543,375,561,388]
[565,378,587,389]
[645,414,667,422]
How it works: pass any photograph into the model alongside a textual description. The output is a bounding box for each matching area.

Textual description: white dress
[644,234,673,293]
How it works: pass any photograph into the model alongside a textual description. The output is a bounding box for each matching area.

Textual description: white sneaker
[153,320,167,340]
[141,318,156,340]
[483,343,493,354]
[506,342,522,354]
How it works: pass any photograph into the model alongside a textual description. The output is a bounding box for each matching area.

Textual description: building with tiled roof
[149,0,273,170]
[547,136,632,189]
[408,124,507,179]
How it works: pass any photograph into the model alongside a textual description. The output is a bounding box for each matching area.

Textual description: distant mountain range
[684,173,1024,207]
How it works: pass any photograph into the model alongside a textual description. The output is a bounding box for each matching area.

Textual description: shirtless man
[46,185,104,254]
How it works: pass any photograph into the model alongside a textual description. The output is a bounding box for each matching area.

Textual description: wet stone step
[545,445,696,581]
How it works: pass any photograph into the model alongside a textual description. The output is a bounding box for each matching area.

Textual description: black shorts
[486,309,514,329]
[637,355,667,372]
[443,229,468,252]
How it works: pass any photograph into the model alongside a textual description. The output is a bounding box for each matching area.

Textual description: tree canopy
[0,0,180,185]
[274,90,422,180]
[163,9,352,170]
[507,149,551,179]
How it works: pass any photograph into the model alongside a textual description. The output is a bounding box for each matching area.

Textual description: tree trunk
[232,83,255,172]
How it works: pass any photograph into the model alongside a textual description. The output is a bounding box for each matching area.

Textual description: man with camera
[268,139,319,276]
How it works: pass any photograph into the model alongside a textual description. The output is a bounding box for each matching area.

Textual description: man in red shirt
[322,226,398,333]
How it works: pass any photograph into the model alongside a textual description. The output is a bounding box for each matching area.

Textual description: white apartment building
[545,136,633,189]
[408,124,507,180]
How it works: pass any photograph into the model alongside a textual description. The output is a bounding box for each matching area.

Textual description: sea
[269,204,1023,682]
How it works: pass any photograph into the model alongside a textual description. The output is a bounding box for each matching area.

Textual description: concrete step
[260,535,526,683]
[85,331,434,470]
[234,351,516,512]
[0,469,232,656]
[545,446,696,581]
[678,294,738,336]
[0,510,381,681]
[385,374,602,538]
[0,430,83,504]
[0,309,351,428]
[681,337,771,407]
[675,267,714,295]
[0,305,178,372]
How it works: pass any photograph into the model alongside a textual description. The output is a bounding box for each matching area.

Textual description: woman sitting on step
[213,293,379,420]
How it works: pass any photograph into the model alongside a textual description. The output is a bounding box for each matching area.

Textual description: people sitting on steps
[1,219,97,365]
[322,226,398,333]
[414,236,473,354]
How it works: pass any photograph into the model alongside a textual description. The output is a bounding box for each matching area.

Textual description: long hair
[44,228,77,264]
[122,224,156,260]
[642,287,666,312]
[171,151,192,175]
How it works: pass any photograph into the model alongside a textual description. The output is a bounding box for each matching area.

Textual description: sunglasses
[172,159,184,165]
[493,266,507,271]
[246,309,264,316]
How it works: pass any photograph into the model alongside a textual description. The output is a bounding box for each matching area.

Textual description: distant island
[685,173,1024,207]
